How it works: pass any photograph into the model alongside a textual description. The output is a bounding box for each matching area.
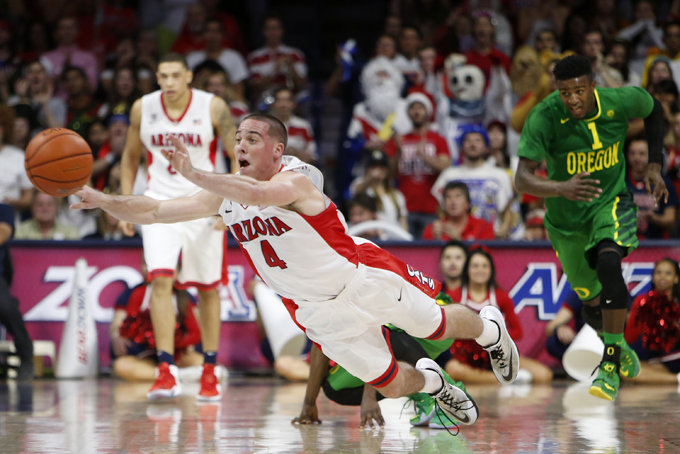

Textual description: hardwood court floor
[0,377,679,453]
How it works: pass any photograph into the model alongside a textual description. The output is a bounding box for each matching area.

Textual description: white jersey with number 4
[219,156,359,303]
[140,88,217,200]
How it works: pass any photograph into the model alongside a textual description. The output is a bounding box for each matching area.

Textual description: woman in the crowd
[445,247,553,384]
[349,150,408,232]
[644,57,673,89]
[625,258,680,384]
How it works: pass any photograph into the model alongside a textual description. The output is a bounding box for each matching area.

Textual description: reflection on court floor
[0,378,679,453]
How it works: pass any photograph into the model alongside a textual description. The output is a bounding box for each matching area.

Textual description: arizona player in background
[72,114,521,427]
[515,55,668,401]
[119,53,236,401]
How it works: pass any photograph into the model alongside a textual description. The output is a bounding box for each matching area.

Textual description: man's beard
[366,84,400,121]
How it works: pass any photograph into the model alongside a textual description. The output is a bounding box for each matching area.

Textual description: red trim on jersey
[174,279,221,291]
[367,355,399,388]
[356,242,441,298]
[220,232,229,285]
[148,269,175,280]
[161,89,193,124]
[425,307,447,340]
[209,136,218,167]
[298,202,359,266]
[147,149,153,183]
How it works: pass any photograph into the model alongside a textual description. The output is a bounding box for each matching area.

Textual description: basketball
[24,128,93,197]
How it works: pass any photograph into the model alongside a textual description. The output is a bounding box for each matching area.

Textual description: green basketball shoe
[405,393,436,427]
[619,342,641,379]
[589,361,620,401]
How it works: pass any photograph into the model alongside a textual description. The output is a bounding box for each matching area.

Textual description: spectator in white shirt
[0,105,34,213]
[186,18,248,102]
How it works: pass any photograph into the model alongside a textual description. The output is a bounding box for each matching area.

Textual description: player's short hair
[552,55,593,81]
[157,52,189,71]
[242,113,288,148]
[440,239,469,259]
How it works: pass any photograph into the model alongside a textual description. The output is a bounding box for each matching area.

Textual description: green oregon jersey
[518,86,654,233]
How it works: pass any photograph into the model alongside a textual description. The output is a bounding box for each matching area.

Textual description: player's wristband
[644,99,665,166]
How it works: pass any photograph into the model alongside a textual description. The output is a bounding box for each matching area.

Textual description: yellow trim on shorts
[612,196,620,240]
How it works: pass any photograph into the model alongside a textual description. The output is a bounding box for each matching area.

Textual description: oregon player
[516,55,668,401]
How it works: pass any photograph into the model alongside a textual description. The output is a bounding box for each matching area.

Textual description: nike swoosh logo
[561,118,569,124]
[397,288,402,301]
[604,383,615,391]
[456,413,469,424]
[502,350,514,381]
[605,300,612,304]
[224,209,232,213]
[620,369,629,377]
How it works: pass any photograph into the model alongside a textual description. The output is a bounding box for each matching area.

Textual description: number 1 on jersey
[587,123,603,150]
[261,240,287,269]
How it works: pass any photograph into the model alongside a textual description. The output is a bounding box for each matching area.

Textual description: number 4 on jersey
[261,240,287,269]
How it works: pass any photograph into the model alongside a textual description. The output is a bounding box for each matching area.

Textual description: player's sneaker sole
[588,361,619,401]
[480,306,519,384]
[147,385,182,400]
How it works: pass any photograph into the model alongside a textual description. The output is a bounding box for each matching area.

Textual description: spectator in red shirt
[110,277,203,382]
[464,13,512,91]
[385,92,451,238]
[423,181,495,241]
[171,3,207,55]
[445,247,553,384]
[247,15,308,104]
[271,87,316,163]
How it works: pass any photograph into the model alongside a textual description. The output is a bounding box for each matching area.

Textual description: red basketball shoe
[147,363,182,400]
[197,364,222,402]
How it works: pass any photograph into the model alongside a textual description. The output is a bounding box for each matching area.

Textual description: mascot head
[360,56,405,121]
[443,54,485,102]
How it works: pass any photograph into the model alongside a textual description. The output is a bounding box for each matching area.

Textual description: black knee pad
[581,304,603,331]
[596,250,628,310]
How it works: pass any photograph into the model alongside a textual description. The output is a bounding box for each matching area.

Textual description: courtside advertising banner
[9,240,679,370]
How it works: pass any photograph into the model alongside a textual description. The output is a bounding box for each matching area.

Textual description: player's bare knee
[150,276,173,294]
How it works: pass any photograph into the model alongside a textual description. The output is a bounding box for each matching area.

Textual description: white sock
[419,369,444,395]
[475,318,500,348]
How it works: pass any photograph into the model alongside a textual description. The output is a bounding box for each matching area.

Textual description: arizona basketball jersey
[219,156,359,303]
[140,88,217,200]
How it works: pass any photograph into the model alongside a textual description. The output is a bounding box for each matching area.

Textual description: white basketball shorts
[281,241,445,388]
[141,216,226,290]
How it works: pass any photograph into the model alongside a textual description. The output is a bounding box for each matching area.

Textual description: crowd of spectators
[0,0,680,242]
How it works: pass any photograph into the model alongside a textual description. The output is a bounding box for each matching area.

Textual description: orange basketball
[24,128,93,197]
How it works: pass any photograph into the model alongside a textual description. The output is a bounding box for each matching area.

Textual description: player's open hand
[162,136,194,178]
[292,403,321,425]
[70,185,105,210]
[559,172,601,202]
[359,399,385,430]
[645,163,669,206]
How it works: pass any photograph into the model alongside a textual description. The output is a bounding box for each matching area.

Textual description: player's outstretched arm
[515,158,602,202]
[70,185,223,225]
[292,344,329,425]
[163,136,325,214]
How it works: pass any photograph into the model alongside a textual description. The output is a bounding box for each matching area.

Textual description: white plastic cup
[562,324,604,383]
